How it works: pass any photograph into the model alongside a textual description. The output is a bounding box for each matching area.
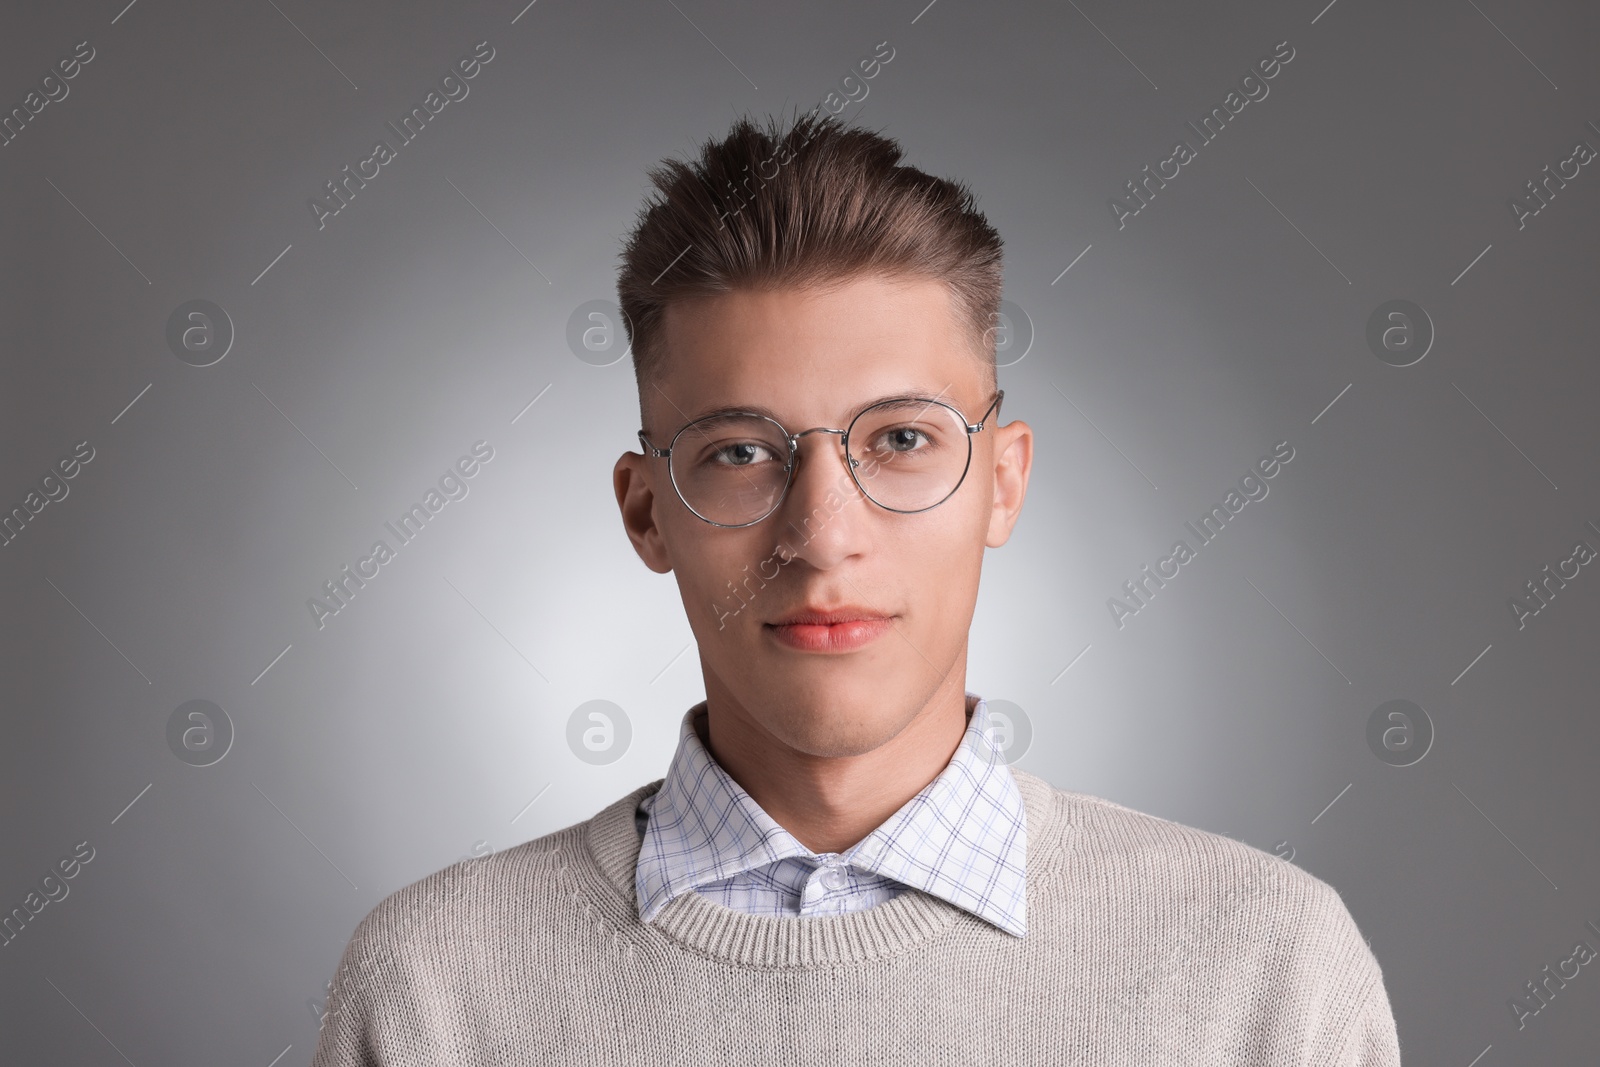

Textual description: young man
[311,113,1402,1065]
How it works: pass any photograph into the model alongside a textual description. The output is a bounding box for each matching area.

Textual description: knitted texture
[310,768,1402,1066]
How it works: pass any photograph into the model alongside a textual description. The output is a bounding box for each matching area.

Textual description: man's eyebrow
[685,391,958,425]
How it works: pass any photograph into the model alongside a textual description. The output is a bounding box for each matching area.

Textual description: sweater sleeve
[1307,883,1402,1067]
[1327,969,1402,1067]
[307,911,385,1067]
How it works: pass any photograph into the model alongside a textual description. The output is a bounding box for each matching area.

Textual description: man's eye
[875,427,928,453]
[712,442,774,466]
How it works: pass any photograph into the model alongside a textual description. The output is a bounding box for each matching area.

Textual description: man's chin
[725,666,909,753]
[764,712,903,760]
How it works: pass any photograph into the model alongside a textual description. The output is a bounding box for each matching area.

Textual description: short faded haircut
[616,111,1003,428]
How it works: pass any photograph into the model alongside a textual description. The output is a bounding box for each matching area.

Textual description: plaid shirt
[634,692,1028,937]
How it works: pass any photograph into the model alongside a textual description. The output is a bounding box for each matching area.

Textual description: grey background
[2,0,1597,1062]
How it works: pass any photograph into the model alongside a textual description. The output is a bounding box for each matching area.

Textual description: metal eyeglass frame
[637,389,1004,528]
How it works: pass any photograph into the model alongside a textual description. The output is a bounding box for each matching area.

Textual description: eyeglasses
[637,389,1004,528]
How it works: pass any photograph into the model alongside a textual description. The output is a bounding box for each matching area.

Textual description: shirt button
[820,864,847,890]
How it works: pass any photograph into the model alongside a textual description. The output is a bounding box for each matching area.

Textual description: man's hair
[616,111,1002,425]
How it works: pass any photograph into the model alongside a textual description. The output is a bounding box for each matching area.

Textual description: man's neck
[695,675,973,855]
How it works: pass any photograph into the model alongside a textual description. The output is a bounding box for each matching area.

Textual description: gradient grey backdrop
[3,0,1598,1062]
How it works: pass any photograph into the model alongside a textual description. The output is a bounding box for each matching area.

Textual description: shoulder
[1011,766,1378,968]
[1011,768,1398,1060]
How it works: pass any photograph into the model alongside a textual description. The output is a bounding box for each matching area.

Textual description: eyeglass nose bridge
[785,425,859,473]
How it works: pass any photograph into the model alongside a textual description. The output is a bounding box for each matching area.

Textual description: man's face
[613,273,1031,760]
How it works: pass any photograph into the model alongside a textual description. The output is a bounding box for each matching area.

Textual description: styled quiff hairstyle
[616,111,1003,428]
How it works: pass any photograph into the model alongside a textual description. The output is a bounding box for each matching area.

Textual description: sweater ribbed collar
[579,760,1058,969]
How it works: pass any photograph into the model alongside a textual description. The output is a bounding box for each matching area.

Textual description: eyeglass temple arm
[968,389,1005,432]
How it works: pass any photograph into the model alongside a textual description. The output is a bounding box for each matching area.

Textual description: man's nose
[777,430,872,553]
[787,429,854,499]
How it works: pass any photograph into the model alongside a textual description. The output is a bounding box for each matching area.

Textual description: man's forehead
[644,356,994,434]
[646,278,983,429]
[659,385,966,425]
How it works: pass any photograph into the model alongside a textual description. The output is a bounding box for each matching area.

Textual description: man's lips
[764,616,894,653]
[767,606,889,626]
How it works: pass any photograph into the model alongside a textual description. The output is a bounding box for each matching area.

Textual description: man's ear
[614,451,674,574]
[985,418,1032,549]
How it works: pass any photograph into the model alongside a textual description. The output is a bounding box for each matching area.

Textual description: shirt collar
[635,692,1028,936]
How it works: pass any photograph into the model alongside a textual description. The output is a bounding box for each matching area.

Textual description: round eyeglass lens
[846,398,972,512]
[670,414,792,525]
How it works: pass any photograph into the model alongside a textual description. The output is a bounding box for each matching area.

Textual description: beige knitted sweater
[310,767,1402,1065]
